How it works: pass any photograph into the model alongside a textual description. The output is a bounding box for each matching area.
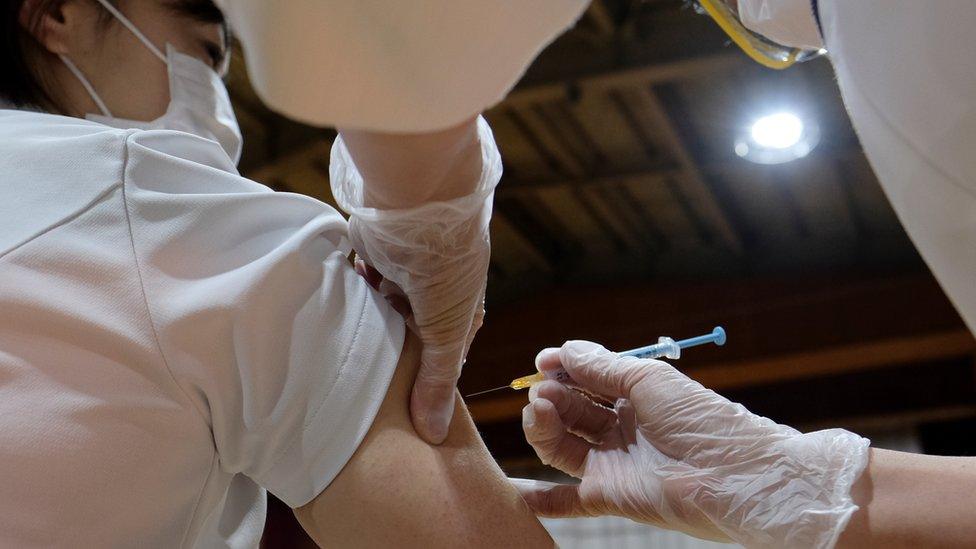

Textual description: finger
[377,278,406,301]
[522,398,592,477]
[353,259,383,291]
[378,278,412,319]
[528,381,617,443]
[553,346,787,469]
[534,347,561,373]
[537,346,614,402]
[509,478,588,518]
[354,261,410,316]
[557,340,664,401]
[409,351,462,444]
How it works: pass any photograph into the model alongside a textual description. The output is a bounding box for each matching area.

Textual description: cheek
[143,66,172,118]
[94,46,171,120]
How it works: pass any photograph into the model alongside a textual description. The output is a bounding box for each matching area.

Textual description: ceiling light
[735,111,819,165]
[751,112,803,149]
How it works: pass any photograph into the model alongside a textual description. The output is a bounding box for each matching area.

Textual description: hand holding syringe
[466,327,726,397]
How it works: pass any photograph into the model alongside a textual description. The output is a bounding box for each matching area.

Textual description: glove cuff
[329,115,502,225]
[806,429,871,549]
[759,428,871,549]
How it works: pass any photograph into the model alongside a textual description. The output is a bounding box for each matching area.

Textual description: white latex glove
[513,341,870,548]
[330,116,501,443]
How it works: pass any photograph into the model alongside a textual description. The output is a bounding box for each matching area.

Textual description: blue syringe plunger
[620,326,726,361]
[676,326,726,349]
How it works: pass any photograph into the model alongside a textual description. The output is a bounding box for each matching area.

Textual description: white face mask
[60,0,242,164]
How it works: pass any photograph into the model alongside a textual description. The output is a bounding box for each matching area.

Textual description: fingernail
[535,348,560,368]
[522,403,537,429]
[563,340,609,358]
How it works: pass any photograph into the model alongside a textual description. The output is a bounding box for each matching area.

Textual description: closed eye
[201,39,228,73]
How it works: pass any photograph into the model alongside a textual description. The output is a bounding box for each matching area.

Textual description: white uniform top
[818,0,976,334]
[0,108,405,547]
[747,0,976,335]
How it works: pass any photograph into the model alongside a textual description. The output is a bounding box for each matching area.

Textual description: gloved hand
[330,116,501,444]
[513,341,870,548]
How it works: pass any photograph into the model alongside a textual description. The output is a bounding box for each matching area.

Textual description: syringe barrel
[620,337,680,360]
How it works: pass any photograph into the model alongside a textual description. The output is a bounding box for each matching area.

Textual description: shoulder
[0,110,131,176]
[0,109,266,194]
[0,111,133,254]
[122,128,270,195]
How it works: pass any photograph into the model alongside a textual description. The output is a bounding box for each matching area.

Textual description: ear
[18,0,93,56]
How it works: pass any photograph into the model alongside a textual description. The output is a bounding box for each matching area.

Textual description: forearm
[838,448,976,548]
[337,116,483,210]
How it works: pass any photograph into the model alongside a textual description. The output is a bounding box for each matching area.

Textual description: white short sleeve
[120,129,405,507]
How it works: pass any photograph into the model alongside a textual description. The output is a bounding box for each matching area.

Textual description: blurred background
[229,1,976,546]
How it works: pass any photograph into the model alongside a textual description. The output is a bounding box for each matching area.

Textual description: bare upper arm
[293,331,554,548]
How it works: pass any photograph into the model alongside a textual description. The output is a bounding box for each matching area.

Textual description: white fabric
[819,0,976,334]
[737,0,824,50]
[213,0,589,132]
[0,109,405,547]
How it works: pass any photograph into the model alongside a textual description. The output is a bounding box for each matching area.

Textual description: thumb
[542,340,660,401]
[462,287,486,359]
[509,478,587,518]
[410,347,462,444]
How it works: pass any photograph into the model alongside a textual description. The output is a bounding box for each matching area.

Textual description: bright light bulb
[751,112,804,149]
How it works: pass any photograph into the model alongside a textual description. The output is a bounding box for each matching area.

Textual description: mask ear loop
[92,0,167,64]
[58,54,112,116]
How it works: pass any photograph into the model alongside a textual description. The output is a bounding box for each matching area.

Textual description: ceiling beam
[637,86,743,251]
[497,148,864,194]
[500,53,747,110]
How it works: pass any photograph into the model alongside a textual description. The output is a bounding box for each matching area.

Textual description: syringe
[465,327,726,397]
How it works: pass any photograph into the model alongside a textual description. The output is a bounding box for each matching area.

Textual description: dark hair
[1,0,226,112]
[1,0,61,109]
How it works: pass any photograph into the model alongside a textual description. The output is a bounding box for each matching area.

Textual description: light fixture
[735,111,820,165]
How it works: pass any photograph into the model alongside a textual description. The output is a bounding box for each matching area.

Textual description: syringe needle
[464,385,510,398]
